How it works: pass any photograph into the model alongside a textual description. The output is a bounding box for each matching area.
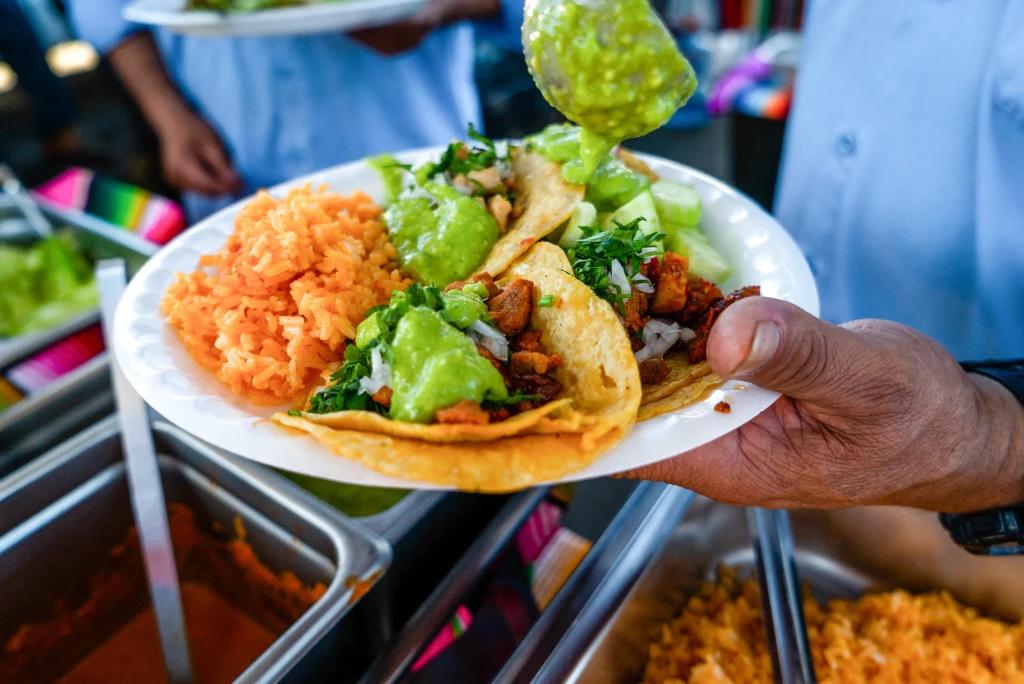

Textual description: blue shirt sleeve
[66,0,143,53]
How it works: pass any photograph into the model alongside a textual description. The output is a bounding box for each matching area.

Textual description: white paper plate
[113,147,819,490]
[123,0,426,38]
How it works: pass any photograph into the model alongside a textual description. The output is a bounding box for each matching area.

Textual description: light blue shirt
[67,1,523,220]
[775,0,1024,360]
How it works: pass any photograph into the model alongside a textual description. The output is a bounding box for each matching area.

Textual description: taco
[500,124,762,421]
[475,147,583,277]
[273,268,640,492]
[368,129,582,291]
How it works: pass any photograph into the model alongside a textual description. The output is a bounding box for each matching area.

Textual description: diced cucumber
[602,190,662,248]
[652,180,701,227]
[665,224,733,284]
[558,201,598,247]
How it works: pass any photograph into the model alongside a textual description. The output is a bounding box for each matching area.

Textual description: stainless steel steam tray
[0,415,391,684]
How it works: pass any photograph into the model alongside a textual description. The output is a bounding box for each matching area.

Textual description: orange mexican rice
[162,186,410,404]
[641,568,1024,684]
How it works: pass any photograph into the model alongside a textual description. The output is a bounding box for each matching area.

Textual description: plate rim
[123,0,427,32]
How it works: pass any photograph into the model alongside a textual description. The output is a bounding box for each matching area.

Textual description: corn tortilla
[641,358,715,404]
[273,268,640,490]
[298,398,587,443]
[499,242,572,281]
[638,371,723,422]
[273,416,628,493]
[475,149,583,277]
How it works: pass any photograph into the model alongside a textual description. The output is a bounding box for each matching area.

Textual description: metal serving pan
[0,353,112,479]
[0,416,391,684]
[359,485,552,683]
[356,481,696,684]
[352,486,516,655]
[536,497,1024,683]
[0,199,156,474]
[0,197,156,369]
[0,415,513,680]
[491,482,695,684]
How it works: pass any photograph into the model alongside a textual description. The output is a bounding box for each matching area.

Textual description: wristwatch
[939,360,1024,556]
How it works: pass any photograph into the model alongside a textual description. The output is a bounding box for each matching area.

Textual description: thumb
[706,297,867,409]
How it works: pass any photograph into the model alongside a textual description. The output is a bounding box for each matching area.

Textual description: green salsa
[383,183,499,288]
[527,123,650,210]
[390,307,508,423]
[279,471,409,517]
[367,154,407,204]
[523,0,697,175]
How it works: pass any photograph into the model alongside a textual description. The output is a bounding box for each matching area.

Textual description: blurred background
[0,0,801,213]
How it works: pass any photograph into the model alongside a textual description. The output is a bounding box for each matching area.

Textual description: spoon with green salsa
[522,0,698,178]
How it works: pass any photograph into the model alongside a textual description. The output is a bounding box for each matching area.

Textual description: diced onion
[609,260,633,299]
[399,184,434,201]
[634,319,696,363]
[639,246,661,262]
[358,346,393,395]
[467,320,509,360]
[632,272,654,293]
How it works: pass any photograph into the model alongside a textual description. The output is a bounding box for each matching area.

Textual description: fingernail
[732,320,779,376]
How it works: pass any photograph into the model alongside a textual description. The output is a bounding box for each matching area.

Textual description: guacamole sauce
[523,0,697,175]
[368,154,406,204]
[389,307,507,423]
[280,471,409,517]
[383,184,499,288]
[528,124,650,210]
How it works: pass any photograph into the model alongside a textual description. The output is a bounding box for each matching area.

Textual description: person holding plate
[65,0,521,221]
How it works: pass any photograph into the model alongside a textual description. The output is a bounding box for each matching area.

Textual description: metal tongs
[748,508,816,684]
[0,163,53,238]
[96,259,195,684]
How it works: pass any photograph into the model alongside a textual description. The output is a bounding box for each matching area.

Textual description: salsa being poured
[522,0,698,178]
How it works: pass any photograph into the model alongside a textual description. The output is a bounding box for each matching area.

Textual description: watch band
[960,360,1024,401]
[938,360,1024,555]
[939,508,1024,556]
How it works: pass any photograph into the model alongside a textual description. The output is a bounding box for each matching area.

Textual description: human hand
[156,112,242,197]
[348,0,500,56]
[621,297,1024,513]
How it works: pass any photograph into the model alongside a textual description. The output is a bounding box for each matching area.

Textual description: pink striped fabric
[6,325,105,394]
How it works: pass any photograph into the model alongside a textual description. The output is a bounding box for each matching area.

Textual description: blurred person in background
[66,0,521,221]
[774,0,1024,360]
[0,0,90,162]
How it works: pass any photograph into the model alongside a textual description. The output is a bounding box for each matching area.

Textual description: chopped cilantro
[288,409,302,417]
[416,123,504,181]
[564,218,665,311]
[469,178,509,198]
[537,294,555,307]
[308,343,385,415]
[309,282,490,415]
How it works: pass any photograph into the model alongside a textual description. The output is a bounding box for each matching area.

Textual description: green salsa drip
[389,308,508,423]
[523,0,697,177]
[526,123,650,210]
[383,183,499,288]
[311,284,508,424]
